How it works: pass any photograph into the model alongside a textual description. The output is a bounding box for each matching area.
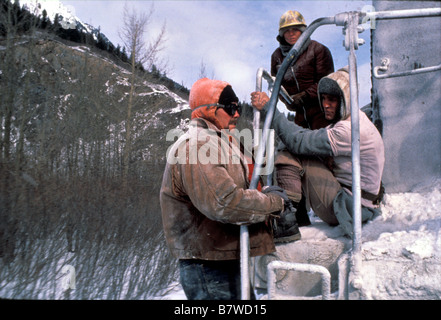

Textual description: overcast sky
[61,0,374,107]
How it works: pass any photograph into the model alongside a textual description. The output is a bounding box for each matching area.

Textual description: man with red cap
[160,78,296,300]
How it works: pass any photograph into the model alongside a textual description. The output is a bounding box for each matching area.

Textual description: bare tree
[198,58,215,80]
[119,3,167,72]
[198,58,207,79]
[118,3,167,184]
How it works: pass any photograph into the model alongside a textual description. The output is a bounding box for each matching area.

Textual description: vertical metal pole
[240,68,265,300]
[348,12,362,254]
[347,12,363,295]
[254,68,263,149]
[239,225,250,300]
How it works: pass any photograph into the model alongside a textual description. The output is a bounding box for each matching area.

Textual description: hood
[189,78,232,129]
[318,66,351,121]
[276,35,311,57]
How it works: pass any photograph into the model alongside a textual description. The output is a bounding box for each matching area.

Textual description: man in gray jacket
[251,67,385,236]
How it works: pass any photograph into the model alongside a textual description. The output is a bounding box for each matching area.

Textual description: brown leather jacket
[160,82,283,261]
[271,40,334,129]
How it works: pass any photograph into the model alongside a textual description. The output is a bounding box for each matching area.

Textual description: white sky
[61,0,373,107]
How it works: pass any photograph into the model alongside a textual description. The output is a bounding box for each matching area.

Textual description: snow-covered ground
[364,178,441,243]
[355,179,441,299]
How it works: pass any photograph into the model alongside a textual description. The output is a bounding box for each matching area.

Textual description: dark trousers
[179,259,255,300]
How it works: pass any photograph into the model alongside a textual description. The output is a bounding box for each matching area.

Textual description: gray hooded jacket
[267,67,385,209]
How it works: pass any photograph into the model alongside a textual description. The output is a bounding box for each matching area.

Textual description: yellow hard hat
[279,10,307,36]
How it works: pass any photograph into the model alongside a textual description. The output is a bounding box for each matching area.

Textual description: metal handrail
[367,7,441,20]
[374,58,441,79]
[240,68,288,300]
[267,261,331,300]
[256,68,293,105]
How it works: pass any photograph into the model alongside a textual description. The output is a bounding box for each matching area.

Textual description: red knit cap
[189,78,236,129]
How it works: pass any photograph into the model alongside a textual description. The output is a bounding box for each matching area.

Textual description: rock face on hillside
[1,36,192,167]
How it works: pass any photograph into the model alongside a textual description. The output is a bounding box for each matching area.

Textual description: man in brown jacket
[160,78,293,300]
[271,10,335,229]
[272,10,334,130]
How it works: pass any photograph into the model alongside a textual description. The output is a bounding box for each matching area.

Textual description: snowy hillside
[0,2,191,298]
[19,0,79,25]
[18,0,106,42]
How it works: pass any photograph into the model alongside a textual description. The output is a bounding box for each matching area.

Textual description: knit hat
[318,77,343,98]
[189,78,236,129]
[218,85,239,106]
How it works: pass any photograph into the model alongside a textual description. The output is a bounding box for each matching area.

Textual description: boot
[273,201,301,243]
[295,195,311,226]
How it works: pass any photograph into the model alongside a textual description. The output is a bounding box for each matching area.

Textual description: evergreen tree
[41,9,49,29]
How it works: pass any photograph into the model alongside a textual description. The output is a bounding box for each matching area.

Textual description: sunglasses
[217,103,242,116]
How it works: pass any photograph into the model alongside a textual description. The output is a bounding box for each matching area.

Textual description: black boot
[273,201,301,243]
[295,195,311,227]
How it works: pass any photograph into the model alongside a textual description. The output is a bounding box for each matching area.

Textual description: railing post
[240,67,279,300]
[345,11,364,298]
[239,225,250,300]
[239,67,265,300]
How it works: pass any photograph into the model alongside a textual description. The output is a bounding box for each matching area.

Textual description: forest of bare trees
[0,1,184,299]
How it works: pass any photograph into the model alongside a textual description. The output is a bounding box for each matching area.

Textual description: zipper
[291,65,310,129]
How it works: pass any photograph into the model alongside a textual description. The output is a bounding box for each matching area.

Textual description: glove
[280,199,297,220]
[263,186,301,242]
[262,186,293,217]
[286,91,307,111]
[262,185,289,205]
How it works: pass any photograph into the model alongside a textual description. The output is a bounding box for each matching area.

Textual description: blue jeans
[179,259,255,300]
